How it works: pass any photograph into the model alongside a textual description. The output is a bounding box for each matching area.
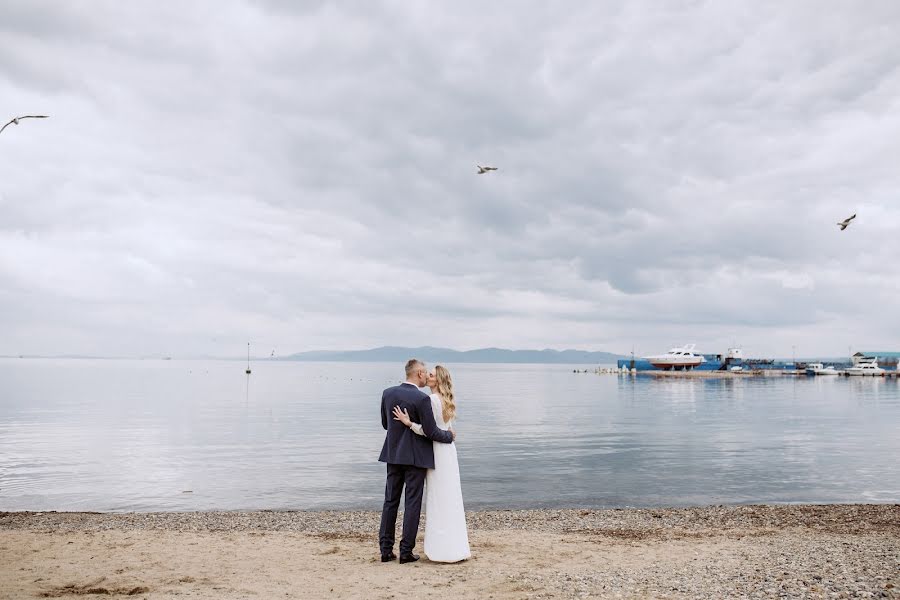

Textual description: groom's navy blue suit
[379,382,454,557]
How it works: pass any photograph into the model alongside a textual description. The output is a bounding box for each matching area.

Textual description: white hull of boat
[845,368,886,376]
[647,359,704,370]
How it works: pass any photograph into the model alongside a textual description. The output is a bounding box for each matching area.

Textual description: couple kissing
[378,359,471,564]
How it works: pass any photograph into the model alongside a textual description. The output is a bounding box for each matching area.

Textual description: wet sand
[2,504,897,599]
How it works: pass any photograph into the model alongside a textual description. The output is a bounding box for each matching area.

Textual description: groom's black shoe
[381,552,397,562]
[398,553,419,564]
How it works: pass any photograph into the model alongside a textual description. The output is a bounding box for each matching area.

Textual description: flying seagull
[476,165,498,174]
[837,213,856,231]
[0,115,49,136]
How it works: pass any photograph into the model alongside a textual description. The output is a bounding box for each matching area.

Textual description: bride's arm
[392,406,425,436]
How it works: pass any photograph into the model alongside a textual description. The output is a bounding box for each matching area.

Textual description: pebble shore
[3,503,898,537]
[3,504,898,599]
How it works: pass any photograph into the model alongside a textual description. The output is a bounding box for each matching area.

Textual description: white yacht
[845,357,885,376]
[642,344,706,370]
[805,363,840,376]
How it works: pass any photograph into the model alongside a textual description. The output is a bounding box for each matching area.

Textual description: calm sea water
[1,359,898,512]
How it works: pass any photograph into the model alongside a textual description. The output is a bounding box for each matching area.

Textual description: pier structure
[615,347,900,378]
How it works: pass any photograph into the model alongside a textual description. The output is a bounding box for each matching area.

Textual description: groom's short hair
[405,359,424,378]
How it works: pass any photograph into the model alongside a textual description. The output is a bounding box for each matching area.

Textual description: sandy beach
[1,504,897,599]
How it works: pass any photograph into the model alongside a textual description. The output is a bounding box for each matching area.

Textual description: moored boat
[805,363,840,376]
[641,344,706,370]
[845,357,885,376]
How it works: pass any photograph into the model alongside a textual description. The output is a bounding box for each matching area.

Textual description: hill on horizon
[279,346,624,364]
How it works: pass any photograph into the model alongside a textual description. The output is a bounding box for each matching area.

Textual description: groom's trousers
[379,463,427,555]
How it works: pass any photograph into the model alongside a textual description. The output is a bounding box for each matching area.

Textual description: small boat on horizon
[642,344,706,370]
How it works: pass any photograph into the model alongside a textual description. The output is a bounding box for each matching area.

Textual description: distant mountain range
[279,346,624,364]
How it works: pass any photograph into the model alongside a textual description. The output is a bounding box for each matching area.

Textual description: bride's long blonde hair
[434,365,456,423]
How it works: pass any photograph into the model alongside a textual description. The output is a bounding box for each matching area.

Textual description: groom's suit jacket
[379,383,453,469]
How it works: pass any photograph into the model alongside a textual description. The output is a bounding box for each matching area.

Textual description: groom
[378,359,455,564]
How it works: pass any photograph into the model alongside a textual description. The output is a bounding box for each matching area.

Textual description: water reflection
[1,359,898,511]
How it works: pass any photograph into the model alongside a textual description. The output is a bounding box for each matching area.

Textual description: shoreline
[3,503,900,531]
[3,504,897,599]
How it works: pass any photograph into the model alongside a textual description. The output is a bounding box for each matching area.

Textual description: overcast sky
[2,1,899,358]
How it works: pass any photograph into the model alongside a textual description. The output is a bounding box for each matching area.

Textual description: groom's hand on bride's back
[450,428,456,441]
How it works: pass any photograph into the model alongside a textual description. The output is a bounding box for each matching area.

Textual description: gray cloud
[1,0,899,358]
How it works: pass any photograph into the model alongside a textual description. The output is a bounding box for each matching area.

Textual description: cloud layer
[2,0,899,358]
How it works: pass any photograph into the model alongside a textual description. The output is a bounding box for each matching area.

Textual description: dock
[601,369,899,379]
[613,348,900,378]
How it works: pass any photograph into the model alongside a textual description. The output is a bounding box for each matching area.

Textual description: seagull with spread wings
[0,115,49,136]
[476,164,498,174]
[837,213,856,231]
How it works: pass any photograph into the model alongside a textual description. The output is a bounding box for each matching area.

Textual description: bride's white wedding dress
[409,393,471,562]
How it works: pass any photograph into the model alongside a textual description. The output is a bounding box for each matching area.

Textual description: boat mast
[246,342,252,374]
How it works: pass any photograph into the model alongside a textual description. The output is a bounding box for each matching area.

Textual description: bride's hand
[392,406,412,427]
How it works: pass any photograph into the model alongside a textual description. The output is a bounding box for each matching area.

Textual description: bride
[392,365,471,563]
